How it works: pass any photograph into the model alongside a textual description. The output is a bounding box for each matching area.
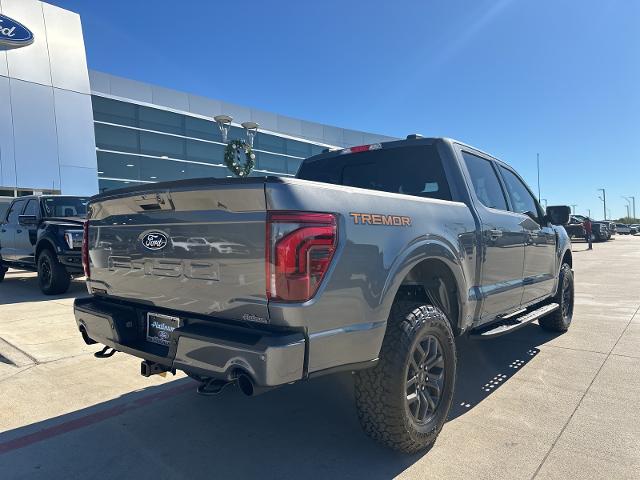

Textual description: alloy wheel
[40,258,52,287]
[405,334,446,424]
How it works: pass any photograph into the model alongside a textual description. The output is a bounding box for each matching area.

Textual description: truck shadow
[0,270,87,305]
[0,325,559,479]
[448,324,557,420]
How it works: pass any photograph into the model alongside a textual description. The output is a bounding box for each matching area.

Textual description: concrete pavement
[1,236,639,479]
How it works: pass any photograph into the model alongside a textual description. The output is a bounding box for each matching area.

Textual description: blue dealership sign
[0,14,34,47]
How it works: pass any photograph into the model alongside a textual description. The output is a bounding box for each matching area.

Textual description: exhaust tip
[79,325,97,345]
[237,374,255,396]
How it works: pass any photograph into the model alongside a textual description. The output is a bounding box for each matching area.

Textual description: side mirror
[18,214,38,226]
[546,205,571,226]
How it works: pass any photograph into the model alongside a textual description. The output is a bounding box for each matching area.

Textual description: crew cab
[0,195,88,294]
[74,137,574,453]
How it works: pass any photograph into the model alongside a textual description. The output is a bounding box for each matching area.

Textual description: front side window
[461,152,508,210]
[22,199,39,217]
[498,166,540,220]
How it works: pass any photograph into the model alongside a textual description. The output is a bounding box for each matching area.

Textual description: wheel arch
[561,248,572,268]
[380,241,470,337]
[35,238,57,262]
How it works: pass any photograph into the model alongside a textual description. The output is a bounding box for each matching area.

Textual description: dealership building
[0,0,393,209]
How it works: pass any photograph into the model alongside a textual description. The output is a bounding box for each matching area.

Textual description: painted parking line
[0,381,193,455]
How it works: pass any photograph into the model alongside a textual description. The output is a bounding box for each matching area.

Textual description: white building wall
[0,0,97,195]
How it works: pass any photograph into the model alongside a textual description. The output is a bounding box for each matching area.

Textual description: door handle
[16,229,22,234]
[489,229,503,239]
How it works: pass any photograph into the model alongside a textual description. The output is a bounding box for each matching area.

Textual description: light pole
[241,121,259,148]
[624,196,636,219]
[597,188,607,220]
[570,204,577,214]
[541,198,548,209]
[587,209,591,218]
[214,115,233,142]
[623,196,632,220]
[536,153,541,202]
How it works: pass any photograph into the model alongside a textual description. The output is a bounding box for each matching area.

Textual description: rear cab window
[297,145,452,201]
[41,197,89,218]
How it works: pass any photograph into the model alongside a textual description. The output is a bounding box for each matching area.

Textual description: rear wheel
[37,249,70,295]
[539,263,574,332]
[354,302,457,454]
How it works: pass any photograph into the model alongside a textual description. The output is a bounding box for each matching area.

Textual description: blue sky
[51,0,639,219]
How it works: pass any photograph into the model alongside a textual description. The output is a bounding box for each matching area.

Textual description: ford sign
[0,14,34,47]
[142,232,168,251]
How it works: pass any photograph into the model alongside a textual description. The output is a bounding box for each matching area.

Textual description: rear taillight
[266,212,337,302]
[82,220,90,278]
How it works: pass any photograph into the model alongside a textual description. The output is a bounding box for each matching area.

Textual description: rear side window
[297,146,452,201]
[461,152,508,210]
[6,200,26,224]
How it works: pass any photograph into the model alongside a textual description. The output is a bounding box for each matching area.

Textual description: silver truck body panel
[87,182,269,323]
[265,178,477,372]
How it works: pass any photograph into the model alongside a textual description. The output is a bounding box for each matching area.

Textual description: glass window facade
[92,96,330,192]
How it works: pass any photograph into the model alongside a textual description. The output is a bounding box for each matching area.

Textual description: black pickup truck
[0,195,88,294]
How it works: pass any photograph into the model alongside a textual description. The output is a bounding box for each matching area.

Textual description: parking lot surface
[1,236,639,479]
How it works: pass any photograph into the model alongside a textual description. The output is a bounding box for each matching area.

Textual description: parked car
[74,137,574,453]
[204,239,250,256]
[0,195,88,294]
[563,220,585,239]
[571,215,609,242]
[169,236,210,255]
[616,223,632,234]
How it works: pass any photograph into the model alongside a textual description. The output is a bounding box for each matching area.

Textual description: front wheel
[37,249,71,295]
[354,302,457,454]
[539,263,574,332]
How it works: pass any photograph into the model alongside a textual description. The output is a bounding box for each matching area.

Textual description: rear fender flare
[379,238,469,332]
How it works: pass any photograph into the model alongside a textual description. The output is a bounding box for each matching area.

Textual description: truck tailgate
[86,178,269,322]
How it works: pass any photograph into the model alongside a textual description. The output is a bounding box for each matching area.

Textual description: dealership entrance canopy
[0,0,393,199]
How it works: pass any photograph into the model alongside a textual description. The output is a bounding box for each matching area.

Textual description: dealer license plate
[146,312,181,346]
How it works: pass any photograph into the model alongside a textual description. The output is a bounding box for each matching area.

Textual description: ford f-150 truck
[74,136,574,453]
[0,195,88,294]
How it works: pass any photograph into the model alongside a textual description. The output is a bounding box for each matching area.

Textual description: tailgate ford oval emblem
[142,232,168,251]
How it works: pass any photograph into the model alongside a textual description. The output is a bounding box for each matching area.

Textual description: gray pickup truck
[75,136,573,453]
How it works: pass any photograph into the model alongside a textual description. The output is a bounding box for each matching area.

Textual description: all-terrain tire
[539,263,574,332]
[37,248,71,295]
[354,302,457,454]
